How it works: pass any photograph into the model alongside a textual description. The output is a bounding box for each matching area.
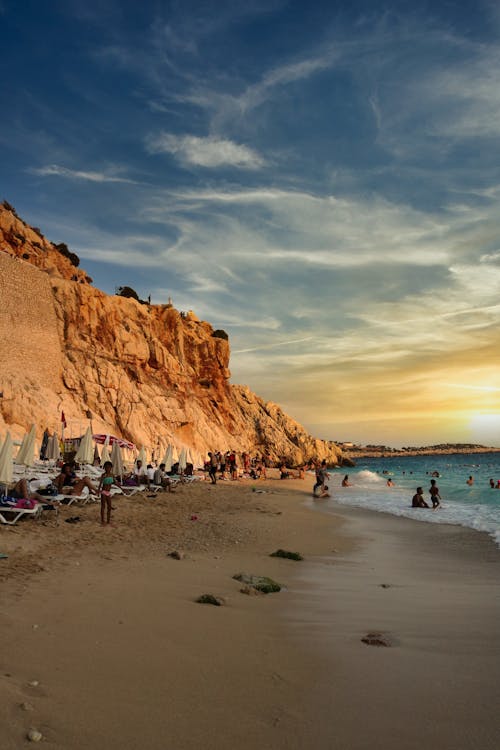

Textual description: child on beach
[98,461,116,525]
[429,479,441,510]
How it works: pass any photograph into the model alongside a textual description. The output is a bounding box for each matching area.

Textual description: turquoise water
[325,452,500,545]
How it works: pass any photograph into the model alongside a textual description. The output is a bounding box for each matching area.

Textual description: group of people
[206,451,268,484]
[412,479,441,509]
[313,461,330,498]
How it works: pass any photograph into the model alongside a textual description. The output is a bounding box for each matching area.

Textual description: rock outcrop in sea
[0,202,343,465]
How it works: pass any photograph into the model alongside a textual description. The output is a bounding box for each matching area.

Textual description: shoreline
[1,476,499,748]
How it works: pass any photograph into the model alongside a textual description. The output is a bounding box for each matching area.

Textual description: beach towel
[14,498,37,509]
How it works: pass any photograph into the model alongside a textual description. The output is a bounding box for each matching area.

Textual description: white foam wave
[354,470,384,484]
[331,484,500,546]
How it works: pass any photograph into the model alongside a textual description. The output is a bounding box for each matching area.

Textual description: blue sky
[1,0,500,446]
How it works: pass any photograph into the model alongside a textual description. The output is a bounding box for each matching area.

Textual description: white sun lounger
[119,485,147,496]
[55,487,95,506]
[0,503,43,525]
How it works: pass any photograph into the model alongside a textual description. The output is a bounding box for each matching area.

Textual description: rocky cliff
[0,202,343,465]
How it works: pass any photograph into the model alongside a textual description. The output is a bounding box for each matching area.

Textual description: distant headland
[339,442,500,459]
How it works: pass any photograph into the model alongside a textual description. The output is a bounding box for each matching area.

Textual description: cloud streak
[30,164,137,183]
[145,133,266,169]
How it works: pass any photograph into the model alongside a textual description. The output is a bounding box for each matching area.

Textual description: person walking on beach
[208,452,218,484]
[412,487,430,508]
[429,479,441,509]
[98,460,116,525]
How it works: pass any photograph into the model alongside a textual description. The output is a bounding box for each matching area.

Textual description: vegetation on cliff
[0,202,343,465]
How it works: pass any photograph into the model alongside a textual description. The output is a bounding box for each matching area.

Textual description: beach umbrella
[111,440,124,480]
[0,431,13,491]
[15,432,27,463]
[47,433,60,461]
[40,428,49,460]
[178,447,187,473]
[93,434,135,451]
[137,445,147,466]
[171,444,179,464]
[74,426,94,465]
[101,436,111,465]
[93,443,100,464]
[162,444,173,472]
[15,424,36,467]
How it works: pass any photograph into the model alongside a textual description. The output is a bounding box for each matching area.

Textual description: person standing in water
[429,479,441,509]
[466,475,474,486]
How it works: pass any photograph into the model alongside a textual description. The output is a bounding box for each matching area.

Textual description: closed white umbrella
[47,433,60,460]
[178,447,187,473]
[171,444,179,464]
[74,426,94,465]
[111,441,124,480]
[162,444,173,472]
[101,436,111,465]
[137,445,147,465]
[16,424,36,466]
[0,431,13,491]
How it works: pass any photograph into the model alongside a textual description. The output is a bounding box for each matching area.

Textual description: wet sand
[1,474,499,749]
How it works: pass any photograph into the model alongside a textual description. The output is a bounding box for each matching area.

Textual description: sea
[325,452,500,546]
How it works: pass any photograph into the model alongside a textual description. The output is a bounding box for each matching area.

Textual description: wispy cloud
[233,336,315,354]
[145,133,266,169]
[30,164,138,183]
[445,383,500,393]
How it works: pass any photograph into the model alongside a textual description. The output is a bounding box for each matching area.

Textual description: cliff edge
[0,202,342,464]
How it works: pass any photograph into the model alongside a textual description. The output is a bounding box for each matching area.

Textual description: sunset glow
[1,1,499,447]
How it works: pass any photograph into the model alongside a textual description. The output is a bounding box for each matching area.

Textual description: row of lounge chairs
[0,469,201,525]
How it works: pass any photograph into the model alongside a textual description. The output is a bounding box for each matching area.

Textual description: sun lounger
[0,503,43,525]
[55,487,95,506]
[120,485,147,496]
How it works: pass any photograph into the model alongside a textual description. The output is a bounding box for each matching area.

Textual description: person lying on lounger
[9,478,56,504]
[55,463,98,496]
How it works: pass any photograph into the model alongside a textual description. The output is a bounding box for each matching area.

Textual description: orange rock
[0,203,343,465]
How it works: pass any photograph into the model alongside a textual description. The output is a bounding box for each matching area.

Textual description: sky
[1,0,499,448]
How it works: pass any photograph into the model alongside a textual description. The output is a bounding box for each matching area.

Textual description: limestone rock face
[0,202,90,284]
[0,203,342,465]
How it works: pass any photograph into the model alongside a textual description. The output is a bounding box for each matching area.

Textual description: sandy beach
[1,473,499,749]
